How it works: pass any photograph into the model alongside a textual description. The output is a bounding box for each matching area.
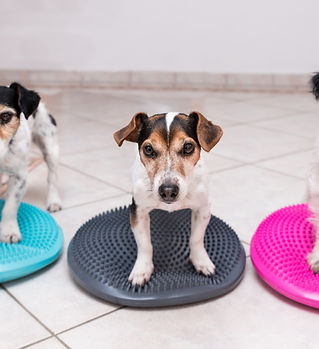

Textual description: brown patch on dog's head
[189,111,223,152]
[0,105,20,141]
[114,112,148,146]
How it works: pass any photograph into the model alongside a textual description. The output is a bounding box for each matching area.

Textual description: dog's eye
[0,112,13,123]
[143,145,156,158]
[183,143,194,155]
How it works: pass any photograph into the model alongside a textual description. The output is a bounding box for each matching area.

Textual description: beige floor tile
[61,143,136,193]
[50,111,116,155]
[4,194,131,334]
[210,91,274,102]
[203,99,293,123]
[23,162,124,210]
[204,153,244,173]
[52,89,236,129]
[209,165,306,242]
[258,150,314,179]
[241,241,250,256]
[252,112,319,139]
[0,288,50,349]
[214,124,313,163]
[27,337,66,349]
[59,261,318,349]
[251,92,319,113]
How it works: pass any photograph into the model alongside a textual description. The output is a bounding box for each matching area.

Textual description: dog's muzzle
[158,183,179,203]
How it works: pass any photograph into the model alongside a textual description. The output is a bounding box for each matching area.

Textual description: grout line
[246,100,317,115]
[2,285,71,348]
[253,147,314,165]
[208,163,247,175]
[250,122,315,140]
[56,306,125,336]
[222,112,299,131]
[59,162,130,194]
[18,336,54,349]
[214,92,315,115]
[61,145,113,157]
[212,146,314,176]
[254,163,305,180]
[241,240,250,245]
[61,193,131,212]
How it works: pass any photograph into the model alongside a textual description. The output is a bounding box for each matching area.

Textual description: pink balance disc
[251,204,319,309]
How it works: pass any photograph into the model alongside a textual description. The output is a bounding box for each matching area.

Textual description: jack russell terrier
[114,111,223,286]
[0,82,61,244]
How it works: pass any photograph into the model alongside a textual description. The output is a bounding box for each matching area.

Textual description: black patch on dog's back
[48,114,57,126]
[312,73,319,100]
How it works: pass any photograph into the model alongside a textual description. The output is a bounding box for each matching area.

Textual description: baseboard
[0,70,312,92]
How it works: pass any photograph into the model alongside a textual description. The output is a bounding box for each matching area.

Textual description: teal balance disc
[0,200,63,282]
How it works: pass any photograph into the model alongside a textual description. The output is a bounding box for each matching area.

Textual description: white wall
[0,0,318,74]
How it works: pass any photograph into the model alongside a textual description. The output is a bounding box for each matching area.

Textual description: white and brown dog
[308,73,319,272]
[0,82,61,244]
[114,112,223,286]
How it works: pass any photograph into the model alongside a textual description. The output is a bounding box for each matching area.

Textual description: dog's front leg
[308,235,319,273]
[307,167,319,272]
[189,204,215,276]
[0,173,26,243]
[129,200,154,286]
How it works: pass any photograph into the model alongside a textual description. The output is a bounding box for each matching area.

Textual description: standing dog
[0,82,61,243]
[308,73,319,272]
[114,112,223,286]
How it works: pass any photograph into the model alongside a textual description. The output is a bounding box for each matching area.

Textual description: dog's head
[312,73,319,100]
[114,112,223,203]
[0,82,40,156]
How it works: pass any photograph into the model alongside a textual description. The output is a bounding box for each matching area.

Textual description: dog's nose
[158,184,179,203]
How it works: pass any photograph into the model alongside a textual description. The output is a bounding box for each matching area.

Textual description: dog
[114,111,223,285]
[308,73,319,272]
[0,82,61,244]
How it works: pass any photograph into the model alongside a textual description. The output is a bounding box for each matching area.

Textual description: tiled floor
[1,88,319,349]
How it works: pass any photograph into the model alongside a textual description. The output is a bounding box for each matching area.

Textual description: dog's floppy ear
[114,112,148,146]
[189,111,223,152]
[9,82,40,119]
[311,73,319,100]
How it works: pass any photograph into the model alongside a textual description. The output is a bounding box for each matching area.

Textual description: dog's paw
[307,249,319,273]
[0,222,22,243]
[190,248,215,276]
[47,202,62,213]
[129,257,154,286]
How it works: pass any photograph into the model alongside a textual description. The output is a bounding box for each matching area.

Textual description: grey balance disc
[68,207,246,307]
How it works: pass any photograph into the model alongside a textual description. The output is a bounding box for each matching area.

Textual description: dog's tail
[311,73,319,100]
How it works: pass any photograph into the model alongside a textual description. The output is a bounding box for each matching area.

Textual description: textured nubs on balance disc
[68,207,246,307]
[251,204,319,309]
[0,200,63,283]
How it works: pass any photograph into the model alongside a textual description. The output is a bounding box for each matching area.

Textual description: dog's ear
[114,112,148,146]
[189,111,223,152]
[311,73,319,100]
[9,82,40,119]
